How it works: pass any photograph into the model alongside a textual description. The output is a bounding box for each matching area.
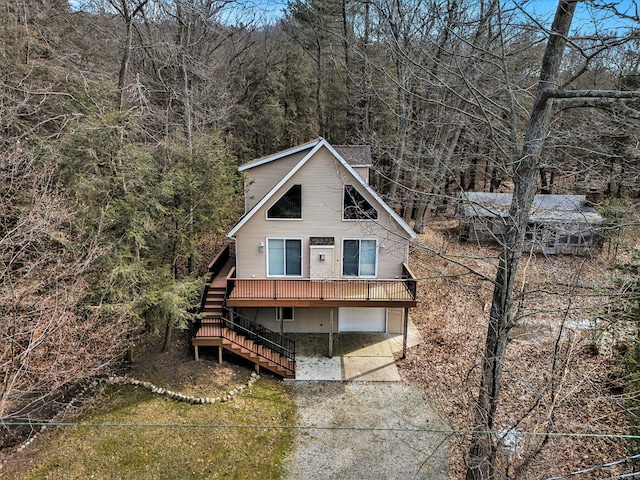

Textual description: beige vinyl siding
[351,165,369,184]
[237,306,405,334]
[234,145,409,279]
[386,308,403,334]
[238,307,337,333]
[244,150,310,212]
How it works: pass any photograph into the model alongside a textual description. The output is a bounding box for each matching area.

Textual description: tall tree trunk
[315,40,324,137]
[360,0,371,138]
[341,0,351,134]
[465,2,577,478]
[163,320,173,352]
[114,0,148,111]
[539,167,554,194]
[117,17,133,110]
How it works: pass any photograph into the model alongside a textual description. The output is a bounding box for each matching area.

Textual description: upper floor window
[342,239,377,277]
[343,185,378,220]
[268,238,302,276]
[267,184,302,219]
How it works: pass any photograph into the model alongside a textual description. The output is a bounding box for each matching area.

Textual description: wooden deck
[226,277,417,308]
[193,322,295,378]
[193,245,417,377]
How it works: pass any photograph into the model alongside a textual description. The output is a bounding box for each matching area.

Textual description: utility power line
[2,420,640,440]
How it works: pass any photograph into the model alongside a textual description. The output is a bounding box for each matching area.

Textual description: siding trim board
[238,139,320,172]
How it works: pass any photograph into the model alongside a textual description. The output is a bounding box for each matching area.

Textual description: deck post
[328,308,334,358]
[255,363,260,374]
[402,308,409,359]
[218,346,223,364]
[195,345,199,361]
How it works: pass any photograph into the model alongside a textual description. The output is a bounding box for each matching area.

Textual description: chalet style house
[457,192,604,255]
[192,139,418,378]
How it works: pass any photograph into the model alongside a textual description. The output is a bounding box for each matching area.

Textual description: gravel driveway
[282,381,450,480]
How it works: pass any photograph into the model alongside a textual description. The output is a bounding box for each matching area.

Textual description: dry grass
[2,333,297,479]
[399,222,636,479]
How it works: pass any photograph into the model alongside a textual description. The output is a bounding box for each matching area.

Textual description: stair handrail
[214,319,295,376]
[220,306,296,365]
[198,244,232,313]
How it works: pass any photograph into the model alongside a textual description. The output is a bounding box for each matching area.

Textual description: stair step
[225,344,293,374]
[203,307,223,314]
[204,324,294,378]
[201,318,221,324]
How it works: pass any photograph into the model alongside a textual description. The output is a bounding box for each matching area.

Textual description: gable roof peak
[228,139,417,239]
[238,138,323,172]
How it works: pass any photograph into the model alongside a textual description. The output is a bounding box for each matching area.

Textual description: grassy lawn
[4,337,297,479]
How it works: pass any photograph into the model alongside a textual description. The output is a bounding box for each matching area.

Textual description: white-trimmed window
[343,185,378,220]
[267,184,302,219]
[342,239,377,277]
[267,238,302,276]
[276,307,294,321]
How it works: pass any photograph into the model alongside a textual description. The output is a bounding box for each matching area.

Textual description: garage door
[339,307,386,333]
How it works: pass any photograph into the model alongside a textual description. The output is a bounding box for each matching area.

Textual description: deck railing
[217,307,296,374]
[402,262,417,300]
[198,244,232,311]
[229,277,416,302]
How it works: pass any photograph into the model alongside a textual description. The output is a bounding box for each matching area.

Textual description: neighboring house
[457,191,604,255]
[192,138,418,378]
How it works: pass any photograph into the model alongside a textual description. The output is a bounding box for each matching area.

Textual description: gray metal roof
[458,192,603,224]
[333,145,372,166]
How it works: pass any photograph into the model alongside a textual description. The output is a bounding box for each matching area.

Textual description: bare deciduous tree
[465,2,640,478]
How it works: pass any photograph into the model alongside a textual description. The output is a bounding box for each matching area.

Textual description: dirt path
[282,382,450,480]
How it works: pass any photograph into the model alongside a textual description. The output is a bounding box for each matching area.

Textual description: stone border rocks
[15,372,262,453]
[105,371,261,404]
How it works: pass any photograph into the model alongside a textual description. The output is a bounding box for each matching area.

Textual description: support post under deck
[402,308,409,358]
[328,308,334,358]
[402,308,409,359]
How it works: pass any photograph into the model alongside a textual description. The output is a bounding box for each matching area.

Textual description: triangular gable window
[343,185,378,220]
[267,184,302,219]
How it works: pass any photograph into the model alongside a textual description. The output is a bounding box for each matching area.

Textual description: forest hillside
[1,1,639,477]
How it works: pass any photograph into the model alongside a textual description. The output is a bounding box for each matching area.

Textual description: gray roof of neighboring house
[458,192,603,224]
[333,145,372,166]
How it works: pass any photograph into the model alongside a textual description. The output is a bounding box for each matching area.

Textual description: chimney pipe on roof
[584,187,600,208]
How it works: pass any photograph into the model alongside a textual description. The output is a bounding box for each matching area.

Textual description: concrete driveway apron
[292,321,422,381]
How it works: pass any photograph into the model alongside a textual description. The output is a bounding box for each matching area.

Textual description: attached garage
[338,307,386,333]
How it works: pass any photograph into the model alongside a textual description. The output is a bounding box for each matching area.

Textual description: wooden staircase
[193,245,296,379]
[194,321,296,379]
[202,284,225,321]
